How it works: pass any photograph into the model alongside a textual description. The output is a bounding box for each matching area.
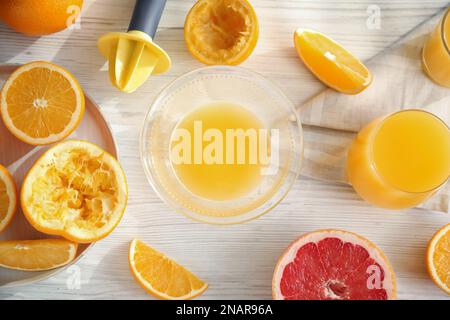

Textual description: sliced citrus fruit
[184,0,259,65]
[426,223,450,294]
[129,239,208,300]
[0,239,77,271]
[0,164,17,233]
[21,140,128,243]
[294,28,372,94]
[273,229,396,300]
[0,61,85,145]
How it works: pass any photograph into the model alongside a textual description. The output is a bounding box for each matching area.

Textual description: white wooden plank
[0,0,449,300]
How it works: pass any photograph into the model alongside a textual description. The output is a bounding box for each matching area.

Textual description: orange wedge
[294,28,372,94]
[0,239,77,271]
[0,164,17,233]
[129,239,208,300]
[426,223,450,294]
[21,140,128,243]
[0,61,85,145]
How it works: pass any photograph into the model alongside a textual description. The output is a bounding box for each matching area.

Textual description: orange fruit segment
[427,223,450,294]
[294,28,372,94]
[0,164,17,233]
[21,140,128,243]
[0,239,77,271]
[1,61,85,145]
[129,239,208,300]
[184,0,259,65]
[0,0,83,36]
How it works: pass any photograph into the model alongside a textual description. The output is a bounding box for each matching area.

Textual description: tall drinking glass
[347,110,450,209]
[422,7,450,87]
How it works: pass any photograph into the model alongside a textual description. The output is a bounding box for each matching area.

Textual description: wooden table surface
[1,0,450,300]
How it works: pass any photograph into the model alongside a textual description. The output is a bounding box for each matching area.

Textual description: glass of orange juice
[347,110,450,209]
[422,7,450,87]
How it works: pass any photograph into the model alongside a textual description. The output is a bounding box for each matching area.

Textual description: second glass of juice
[347,109,450,209]
[422,7,450,87]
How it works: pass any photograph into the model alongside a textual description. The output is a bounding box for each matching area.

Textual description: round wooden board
[0,64,117,287]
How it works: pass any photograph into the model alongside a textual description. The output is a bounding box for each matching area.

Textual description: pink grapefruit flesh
[273,229,396,300]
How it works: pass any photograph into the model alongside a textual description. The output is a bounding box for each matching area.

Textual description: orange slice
[129,239,208,300]
[184,0,259,65]
[0,239,77,271]
[294,28,372,94]
[21,140,128,243]
[0,61,85,145]
[0,164,17,233]
[427,223,450,294]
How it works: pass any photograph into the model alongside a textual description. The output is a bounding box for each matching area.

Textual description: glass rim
[369,109,450,195]
[440,7,450,56]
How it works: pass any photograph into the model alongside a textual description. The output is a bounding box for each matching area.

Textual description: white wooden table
[1,0,449,300]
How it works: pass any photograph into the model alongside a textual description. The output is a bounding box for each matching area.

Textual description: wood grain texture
[0,0,449,300]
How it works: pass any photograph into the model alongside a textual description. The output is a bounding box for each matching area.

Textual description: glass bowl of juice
[141,66,303,224]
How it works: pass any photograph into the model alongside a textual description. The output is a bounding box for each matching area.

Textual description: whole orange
[0,0,83,36]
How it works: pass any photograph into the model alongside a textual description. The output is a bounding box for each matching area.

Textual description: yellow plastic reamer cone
[98,0,171,93]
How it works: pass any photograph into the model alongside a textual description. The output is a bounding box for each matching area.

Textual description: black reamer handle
[128,0,167,39]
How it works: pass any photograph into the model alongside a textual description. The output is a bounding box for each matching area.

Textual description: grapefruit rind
[272,229,397,300]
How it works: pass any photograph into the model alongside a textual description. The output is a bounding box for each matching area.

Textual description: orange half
[184,0,259,65]
[129,239,208,300]
[427,223,450,294]
[0,61,85,145]
[294,28,372,94]
[21,140,128,243]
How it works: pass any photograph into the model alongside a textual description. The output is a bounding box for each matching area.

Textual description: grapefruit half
[273,229,396,300]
